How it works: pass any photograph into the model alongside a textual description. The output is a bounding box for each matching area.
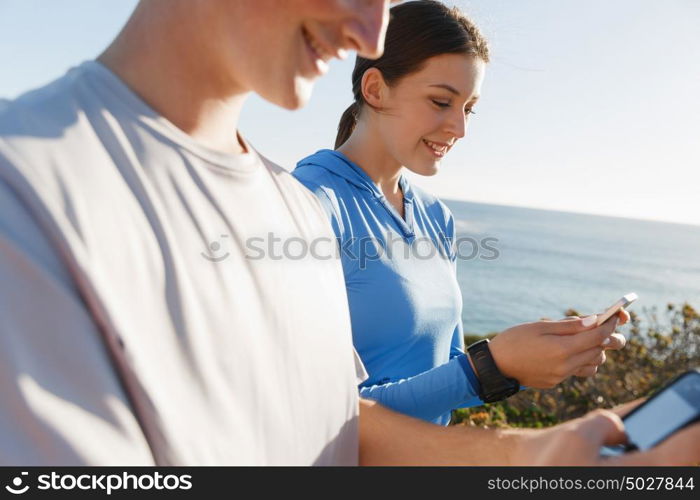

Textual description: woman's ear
[360,68,387,108]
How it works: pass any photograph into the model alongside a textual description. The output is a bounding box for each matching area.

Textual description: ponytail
[335,101,360,149]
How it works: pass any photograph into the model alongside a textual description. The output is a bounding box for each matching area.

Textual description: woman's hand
[486,310,628,389]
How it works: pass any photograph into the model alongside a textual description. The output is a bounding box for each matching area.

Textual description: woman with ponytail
[293,0,628,425]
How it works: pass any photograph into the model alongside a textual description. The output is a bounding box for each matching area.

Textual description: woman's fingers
[617,309,631,326]
[538,315,598,335]
[573,364,598,377]
[603,332,626,350]
[564,318,618,352]
[565,346,605,376]
[495,312,627,387]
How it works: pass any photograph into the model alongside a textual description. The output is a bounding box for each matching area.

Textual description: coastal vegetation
[455,303,700,428]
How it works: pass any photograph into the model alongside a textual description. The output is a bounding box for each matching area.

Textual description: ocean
[445,200,700,335]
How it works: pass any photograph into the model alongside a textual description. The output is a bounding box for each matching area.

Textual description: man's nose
[341,0,391,59]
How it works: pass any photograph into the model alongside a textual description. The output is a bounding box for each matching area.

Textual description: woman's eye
[431,99,450,108]
[465,108,476,115]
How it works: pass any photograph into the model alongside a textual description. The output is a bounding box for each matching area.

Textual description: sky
[1,0,698,225]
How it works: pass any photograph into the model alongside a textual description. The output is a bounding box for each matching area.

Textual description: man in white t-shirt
[0,0,698,466]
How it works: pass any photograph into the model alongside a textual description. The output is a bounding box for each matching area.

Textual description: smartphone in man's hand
[601,369,700,456]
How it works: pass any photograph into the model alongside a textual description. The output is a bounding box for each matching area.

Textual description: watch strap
[467,339,520,403]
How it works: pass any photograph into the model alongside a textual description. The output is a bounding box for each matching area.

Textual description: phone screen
[601,371,700,456]
[624,375,700,450]
[623,371,700,451]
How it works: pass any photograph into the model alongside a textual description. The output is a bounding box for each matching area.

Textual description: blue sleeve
[449,296,487,406]
[450,317,465,359]
[359,353,483,422]
[447,207,464,365]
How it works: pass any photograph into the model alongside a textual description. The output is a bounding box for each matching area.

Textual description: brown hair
[335,0,489,148]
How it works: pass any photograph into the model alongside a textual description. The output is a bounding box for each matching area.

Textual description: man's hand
[511,404,700,466]
[359,398,700,466]
[359,397,700,466]
[486,311,628,388]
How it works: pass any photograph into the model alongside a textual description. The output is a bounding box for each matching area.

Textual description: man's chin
[262,78,314,111]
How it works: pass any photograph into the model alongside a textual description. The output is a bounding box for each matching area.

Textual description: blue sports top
[293,149,483,425]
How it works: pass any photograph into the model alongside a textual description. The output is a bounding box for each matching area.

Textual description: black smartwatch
[467,339,520,403]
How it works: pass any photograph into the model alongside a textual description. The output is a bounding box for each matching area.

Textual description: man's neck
[97,1,249,155]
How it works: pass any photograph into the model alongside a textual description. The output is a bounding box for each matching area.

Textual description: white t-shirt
[0,61,366,465]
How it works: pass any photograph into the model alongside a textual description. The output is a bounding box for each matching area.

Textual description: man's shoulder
[0,66,88,140]
[0,66,92,177]
[0,64,113,203]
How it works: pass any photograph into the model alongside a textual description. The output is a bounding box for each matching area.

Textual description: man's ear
[360,68,387,108]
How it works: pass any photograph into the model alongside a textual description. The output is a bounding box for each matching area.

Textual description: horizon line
[442,197,700,229]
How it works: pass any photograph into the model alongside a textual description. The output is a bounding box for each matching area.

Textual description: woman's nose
[445,111,467,140]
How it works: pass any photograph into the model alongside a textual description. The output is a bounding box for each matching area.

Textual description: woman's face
[375,53,486,176]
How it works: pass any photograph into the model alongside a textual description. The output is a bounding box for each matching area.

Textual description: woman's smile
[422,139,451,158]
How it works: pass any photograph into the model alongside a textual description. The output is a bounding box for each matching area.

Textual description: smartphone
[600,369,700,456]
[596,292,638,326]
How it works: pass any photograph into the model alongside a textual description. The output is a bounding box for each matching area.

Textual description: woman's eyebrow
[429,83,460,95]
[428,84,480,102]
